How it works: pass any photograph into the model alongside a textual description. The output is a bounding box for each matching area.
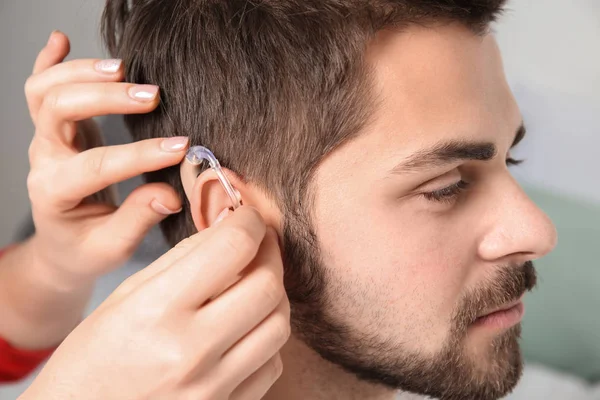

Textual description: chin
[464,324,524,392]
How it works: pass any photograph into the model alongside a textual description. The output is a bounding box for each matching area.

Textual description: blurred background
[0,0,598,399]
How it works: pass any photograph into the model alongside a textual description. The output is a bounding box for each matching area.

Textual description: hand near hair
[24,31,186,284]
[0,31,187,350]
[21,207,290,400]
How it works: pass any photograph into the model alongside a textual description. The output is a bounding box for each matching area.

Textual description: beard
[281,214,537,400]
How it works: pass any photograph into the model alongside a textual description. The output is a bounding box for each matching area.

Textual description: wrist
[0,239,94,350]
[25,235,97,293]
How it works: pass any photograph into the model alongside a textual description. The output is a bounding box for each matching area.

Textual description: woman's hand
[0,31,188,351]
[25,31,187,286]
[21,207,290,400]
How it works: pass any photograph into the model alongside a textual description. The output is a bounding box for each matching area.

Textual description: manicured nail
[161,136,189,152]
[128,85,159,102]
[151,199,182,215]
[95,59,122,74]
[213,208,231,226]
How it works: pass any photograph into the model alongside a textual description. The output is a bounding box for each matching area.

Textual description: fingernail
[213,208,231,226]
[128,85,159,102]
[151,199,182,215]
[95,59,122,74]
[161,136,189,152]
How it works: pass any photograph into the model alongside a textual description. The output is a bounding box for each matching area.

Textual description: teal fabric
[521,186,600,382]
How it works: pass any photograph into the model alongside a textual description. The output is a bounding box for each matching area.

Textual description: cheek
[315,195,473,351]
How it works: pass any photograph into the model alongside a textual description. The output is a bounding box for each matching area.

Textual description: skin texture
[184,24,557,400]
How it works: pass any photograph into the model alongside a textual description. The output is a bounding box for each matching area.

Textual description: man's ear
[181,166,247,230]
[180,160,283,233]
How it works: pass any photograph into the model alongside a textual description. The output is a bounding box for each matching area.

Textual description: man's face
[284,23,557,399]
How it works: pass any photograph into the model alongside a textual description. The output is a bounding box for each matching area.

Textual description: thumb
[93,182,182,260]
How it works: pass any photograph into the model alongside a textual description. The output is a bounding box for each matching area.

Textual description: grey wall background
[496,0,600,203]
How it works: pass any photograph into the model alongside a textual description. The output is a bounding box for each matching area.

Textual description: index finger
[46,137,188,209]
[145,206,268,307]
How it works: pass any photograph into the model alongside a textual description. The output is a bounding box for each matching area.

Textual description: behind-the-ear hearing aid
[185,146,242,210]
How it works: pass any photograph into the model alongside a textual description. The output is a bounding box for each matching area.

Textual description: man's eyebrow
[388,122,526,175]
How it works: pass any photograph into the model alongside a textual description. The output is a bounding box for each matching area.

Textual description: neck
[263,336,398,400]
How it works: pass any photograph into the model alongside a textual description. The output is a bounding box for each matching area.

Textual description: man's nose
[477,177,558,263]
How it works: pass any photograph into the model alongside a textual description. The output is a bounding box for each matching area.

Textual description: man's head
[103,1,557,399]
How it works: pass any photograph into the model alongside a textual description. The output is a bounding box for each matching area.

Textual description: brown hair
[101,0,506,246]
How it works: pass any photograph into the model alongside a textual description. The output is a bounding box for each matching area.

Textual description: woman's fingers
[189,227,285,355]
[109,209,251,301]
[35,82,160,146]
[59,137,187,206]
[115,207,266,303]
[218,298,290,390]
[108,230,212,301]
[32,31,70,74]
[28,137,188,211]
[145,207,268,307]
[26,58,124,124]
[89,182,182,260]
[226,353,284,400]
[182,298,288,400]
[28,31,71,125]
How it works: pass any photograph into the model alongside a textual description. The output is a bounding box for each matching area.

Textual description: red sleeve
[0,246,57,382]
[0,337,55,382]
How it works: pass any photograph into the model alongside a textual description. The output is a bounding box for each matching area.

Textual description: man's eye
[421,157,524,204]
[506,157,524,166]
[422,180,470,203]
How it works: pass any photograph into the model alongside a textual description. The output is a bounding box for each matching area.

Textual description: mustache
[453,261,537,333]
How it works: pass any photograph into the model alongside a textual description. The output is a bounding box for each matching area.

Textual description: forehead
[312,23,521,198]
[359,23,520,156]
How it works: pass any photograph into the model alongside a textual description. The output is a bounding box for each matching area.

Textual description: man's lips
[476,296,524,319]
[471,295,526,331]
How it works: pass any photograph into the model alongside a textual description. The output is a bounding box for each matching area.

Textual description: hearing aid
[184,146,242,210]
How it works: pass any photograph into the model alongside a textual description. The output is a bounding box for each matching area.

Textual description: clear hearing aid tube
[185,146,242,210]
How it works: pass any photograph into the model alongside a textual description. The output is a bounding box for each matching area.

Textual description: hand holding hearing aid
[22,206,290,400]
